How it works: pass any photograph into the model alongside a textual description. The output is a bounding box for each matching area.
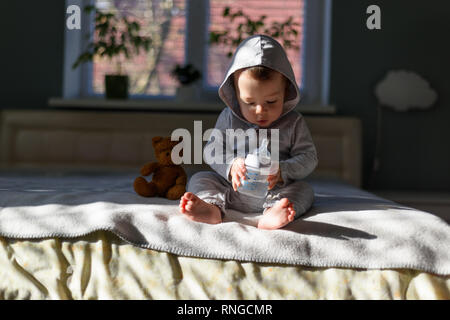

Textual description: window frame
[62,0,332,107]
[63,0,94,99]
[301,0,332,105]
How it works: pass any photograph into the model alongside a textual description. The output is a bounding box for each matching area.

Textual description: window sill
[48,97,336,115]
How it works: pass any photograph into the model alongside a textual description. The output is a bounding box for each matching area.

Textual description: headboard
[0,110,361,187]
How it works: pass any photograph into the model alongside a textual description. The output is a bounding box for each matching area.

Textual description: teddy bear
[133,136,187,200]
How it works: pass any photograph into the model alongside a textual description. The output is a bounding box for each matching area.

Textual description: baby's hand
[230,158,246,191]
[267,168,283,190]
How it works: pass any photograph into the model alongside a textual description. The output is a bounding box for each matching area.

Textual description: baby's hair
[234,66,289,87]
[246,66,274,81]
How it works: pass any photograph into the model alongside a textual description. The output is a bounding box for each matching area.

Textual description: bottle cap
[244,154,260,168]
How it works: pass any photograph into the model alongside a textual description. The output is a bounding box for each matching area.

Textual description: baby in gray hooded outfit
[179,34,318,229]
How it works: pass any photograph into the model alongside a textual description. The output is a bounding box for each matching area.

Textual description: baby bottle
[237,139,279,198]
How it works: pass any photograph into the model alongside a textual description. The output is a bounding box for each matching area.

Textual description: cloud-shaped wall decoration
[374,70,438,112]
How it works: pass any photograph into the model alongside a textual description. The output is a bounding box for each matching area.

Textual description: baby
[179,34,318,229]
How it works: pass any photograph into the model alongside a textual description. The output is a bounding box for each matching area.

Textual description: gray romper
[188,34,318,219]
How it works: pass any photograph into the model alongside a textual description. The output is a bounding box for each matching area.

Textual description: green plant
[171,64,202,86]
[72,5,152,74]
[209,6,301,57]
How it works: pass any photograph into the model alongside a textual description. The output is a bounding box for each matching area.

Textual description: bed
[0,110,449,300]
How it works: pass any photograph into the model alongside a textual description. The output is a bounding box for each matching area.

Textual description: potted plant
[170,63,202,101]
[72,5,152,99]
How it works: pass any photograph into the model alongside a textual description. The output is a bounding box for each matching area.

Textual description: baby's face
[234,69,286,128]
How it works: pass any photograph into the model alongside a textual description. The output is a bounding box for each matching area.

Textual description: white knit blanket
[0,170,448,275]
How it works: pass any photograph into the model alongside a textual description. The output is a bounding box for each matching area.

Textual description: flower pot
[105,75,129,99]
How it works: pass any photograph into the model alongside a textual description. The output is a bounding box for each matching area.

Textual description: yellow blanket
[1,231,448,300]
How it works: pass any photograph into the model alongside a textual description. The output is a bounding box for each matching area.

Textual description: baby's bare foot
[179,192,222,224]
[257,198,296,230]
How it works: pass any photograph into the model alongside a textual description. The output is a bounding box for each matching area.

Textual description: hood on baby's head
[218,34,301,122]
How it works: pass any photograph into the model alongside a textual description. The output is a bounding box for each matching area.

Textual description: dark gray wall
[0,1,65,108]
[329,0,450,191]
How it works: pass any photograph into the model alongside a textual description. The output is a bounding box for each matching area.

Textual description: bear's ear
[170,138,182,148]
[152,136,163,147]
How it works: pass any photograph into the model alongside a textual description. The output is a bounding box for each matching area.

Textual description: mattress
[0,170,449,300]
[0,230,448,300]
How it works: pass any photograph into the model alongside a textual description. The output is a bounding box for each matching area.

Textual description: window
[63,0,331,106]
[92,0,186,97]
